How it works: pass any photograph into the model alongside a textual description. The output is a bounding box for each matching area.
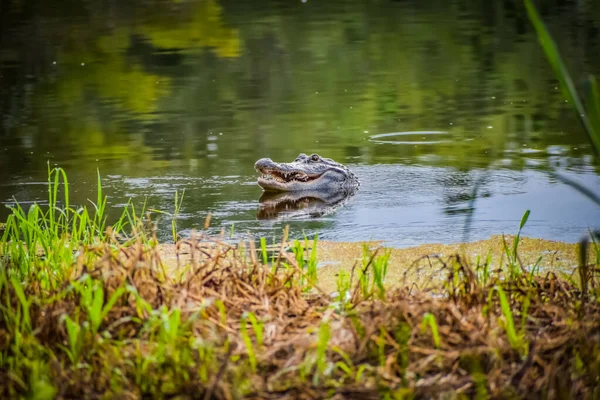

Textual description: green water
[1,0,599,246]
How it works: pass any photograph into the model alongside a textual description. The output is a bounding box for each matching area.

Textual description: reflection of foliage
[49,0,239,118]
[55,36,171,117]
[155,1,599,171]
[141,0,240,58]
[3,0,241,173]
[2,0,599,179]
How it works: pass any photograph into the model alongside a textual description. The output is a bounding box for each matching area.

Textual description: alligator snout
[254,158,273,171]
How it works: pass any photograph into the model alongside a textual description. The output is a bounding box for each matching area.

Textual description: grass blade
[421,313,441,349]
[525,0,600,153]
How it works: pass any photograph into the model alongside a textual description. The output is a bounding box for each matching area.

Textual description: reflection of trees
[0,0,239,176]
[155,0,599,170]
[1,0,599,183]
[46,0,239,126]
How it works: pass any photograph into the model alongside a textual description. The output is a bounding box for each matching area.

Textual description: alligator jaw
[254,154,358,192]
[256,167,324,190]
[254,158,328,191]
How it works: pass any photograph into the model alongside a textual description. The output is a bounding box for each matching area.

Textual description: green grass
[420,313,441,349]
[259,237,268,266]
[149,189,185,243]
[501,209,530,279]
[291,234,319,290]
[358,245,392,299]
[524,0,600,153]
[240,311,263,373]
[304,233,319,285]
[334,270,351,307]
[493,286,528,357]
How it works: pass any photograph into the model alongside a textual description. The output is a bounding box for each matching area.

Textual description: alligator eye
[311,154,320,161]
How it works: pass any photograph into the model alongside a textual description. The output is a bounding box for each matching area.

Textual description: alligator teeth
[260,171,313,183]
[262,173,286,182]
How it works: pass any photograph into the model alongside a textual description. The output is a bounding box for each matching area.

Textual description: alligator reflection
[257,189,356,220]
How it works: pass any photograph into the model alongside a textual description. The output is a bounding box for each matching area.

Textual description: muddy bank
[316,236,587,291]
[157,235,590,293]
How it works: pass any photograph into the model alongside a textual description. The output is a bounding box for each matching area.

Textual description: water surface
[1,0,599,246]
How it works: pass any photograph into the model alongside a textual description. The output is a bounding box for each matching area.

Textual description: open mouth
[257,168,319,184]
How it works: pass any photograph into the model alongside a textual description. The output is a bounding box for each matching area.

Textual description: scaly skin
[254,153,359,192]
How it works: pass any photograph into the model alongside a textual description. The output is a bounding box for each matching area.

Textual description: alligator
[254,153,359,192]
[254,153,359,219]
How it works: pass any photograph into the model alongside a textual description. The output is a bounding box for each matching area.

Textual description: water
[1,0,599,246]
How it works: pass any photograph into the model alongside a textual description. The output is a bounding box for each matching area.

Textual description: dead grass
[2,231,599,399]
[157,235,591,293]
[314,236,590,292]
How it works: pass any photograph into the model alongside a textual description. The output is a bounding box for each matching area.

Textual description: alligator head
[254,153,359,192]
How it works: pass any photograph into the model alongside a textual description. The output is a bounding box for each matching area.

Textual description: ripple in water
[369,131,450,145]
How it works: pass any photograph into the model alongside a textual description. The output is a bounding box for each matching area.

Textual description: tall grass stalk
[578,230,600,301]
[359,246,391,299]
[524,0,600,153]
[10,276,32,334]
[240,314,258,372]
[149,189,185,242]
[60,314,84,364]
[335,270,351,306]
[304,234,319,284]
[420,313,441,349]
[493,286,528,357]
[502,209,530,278]
[313,318,331,385]
[91,168,108,237]
[299,317,332,385]
[526,0,600,303]
[260,237,268,266]
[292,239,305,286]
[591,231,600,267]
[372,249,391,299]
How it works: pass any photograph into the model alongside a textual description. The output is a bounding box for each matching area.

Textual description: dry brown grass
[2,231,599,399]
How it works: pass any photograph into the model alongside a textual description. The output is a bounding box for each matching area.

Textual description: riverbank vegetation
[1,167,599,399]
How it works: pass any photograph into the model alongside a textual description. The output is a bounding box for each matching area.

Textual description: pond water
[1,0,599,247]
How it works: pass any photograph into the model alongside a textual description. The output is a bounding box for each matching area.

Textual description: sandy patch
[315,235,591,292]
[155,235,594,293]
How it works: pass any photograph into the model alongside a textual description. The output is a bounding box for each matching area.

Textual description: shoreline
[157,234,590,292]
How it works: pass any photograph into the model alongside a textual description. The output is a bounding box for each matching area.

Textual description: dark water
[1,0,599,246]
